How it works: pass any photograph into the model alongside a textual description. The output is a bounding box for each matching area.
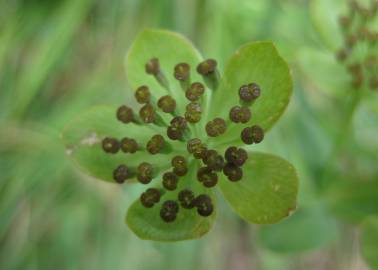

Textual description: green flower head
[62,29,298,241]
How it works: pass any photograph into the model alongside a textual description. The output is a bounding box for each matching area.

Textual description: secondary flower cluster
[101,58,265,223]
[336,0,378,90]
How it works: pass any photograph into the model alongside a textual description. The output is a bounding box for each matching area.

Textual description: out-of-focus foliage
[1,0,377,269]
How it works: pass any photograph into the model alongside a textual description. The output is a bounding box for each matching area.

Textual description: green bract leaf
[361,216,378,270]
[62,106,176,182]
[126,29,203,115]
[219,152,298,224]
[126,165,216,241]
[209,42,292,145]
[259,206,338,253]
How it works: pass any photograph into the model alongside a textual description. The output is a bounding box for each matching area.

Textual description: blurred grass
[0,0,377,269]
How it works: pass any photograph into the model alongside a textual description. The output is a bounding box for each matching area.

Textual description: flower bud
[158,95,176,113]
[225,147,248,167]
[162,200,179,213]
[116,105,134,124]
[160,200,179,222]
[197,59,217,76]
[137,162,154,184]
[162,172,179,190]
[197,59,219,89]
[229,106,251,123]
[223,163,243,182]
[206,118,227,137]
[113,165,129,183]
[145,58,160,75]
[187,138,207,159]
[197,166,218,188]
[185,111,201,123]
[339,16,351,29]
[239,83,261,103]
[178,189,195,209]
[167,126,183,141]
[139,104,156,123]
[336,49,348,62]
[186,82,205,101]
[202,150,224,171]
[241,125,264,145]
[135,85,151,104]
[370,76,378,90]
[171,116,188,130]
[120,137,138,153]
[102,137,120,154]
[171,155,188,176]
[193,194,213,217]
[140,188,161,208]
[146,134,165,154]
[174,63,190,81]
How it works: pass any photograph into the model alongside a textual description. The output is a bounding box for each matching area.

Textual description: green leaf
[126,29,203,115]
[219,152,298,224]
[61,106,178,182]
[361,216,378,270]
[259,206,338,253]
[126,164,216,241]
[325,179,378,223]
[208,42,292,145]
[309,0,344,51]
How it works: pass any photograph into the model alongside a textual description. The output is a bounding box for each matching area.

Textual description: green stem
[318,90,362,191]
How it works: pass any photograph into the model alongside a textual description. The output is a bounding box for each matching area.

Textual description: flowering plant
[62,29,298,241]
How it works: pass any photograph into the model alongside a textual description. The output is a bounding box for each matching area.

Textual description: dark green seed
[203,150,224,171]
[229,106,251,123]
[239,83,261,103]
[146,134,165,154]
[171,156,188,176]
[135,85,151,104]
[102,137,120,154]
[178,189,195,209]
[197,59,217,76]
[145,58,160,75]
[158,95,176,113]
[241,125,264,145]
[137,162,154,184]
[160,208,177,223]
[174,63,190,81]
[225,147,248,167]
[120,137,138,153]
[206,118,227,137]
[116,105,134,124]
[223,163,243,182]
[162,172,178,191]
[113,165,129,183]
[139,104,156,123]
[186,82,205,101]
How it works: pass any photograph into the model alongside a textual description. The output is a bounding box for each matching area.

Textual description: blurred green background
[1,0,378,269]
